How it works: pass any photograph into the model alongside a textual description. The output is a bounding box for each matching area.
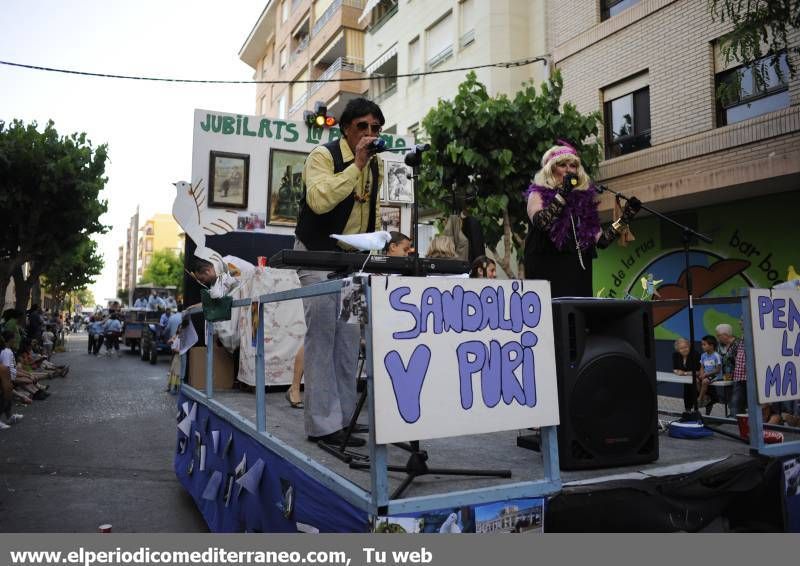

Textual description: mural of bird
[438,512,462,533]
[172,180,238,273]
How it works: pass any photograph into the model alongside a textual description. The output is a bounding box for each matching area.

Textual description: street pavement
[0,333,208,532]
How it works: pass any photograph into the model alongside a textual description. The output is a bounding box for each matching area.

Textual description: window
[279,46,288,69]
[369,0,399,32]
[716,51,790,126]
[367,49,398,103]
[408,37,421,82]
[281,0,289,23]
[291,69,309,107]
[144,254,152,266]
[278,95,287,119]
[601,0,640,20]
[259,95,268,115]
[145,239,153,252]
[426,12,453,70]
[459,0,476,48]
[604,86,651,158]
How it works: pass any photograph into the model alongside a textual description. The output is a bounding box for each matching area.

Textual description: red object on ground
[735,414,784,444]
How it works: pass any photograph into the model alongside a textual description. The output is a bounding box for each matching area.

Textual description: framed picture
[268,149,308,226]
[236,212,266,231]
[379,205,402,234]
[384,157,414,204]
[209,151,249,209]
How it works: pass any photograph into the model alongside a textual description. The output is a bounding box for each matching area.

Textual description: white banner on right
[749,288,800,404]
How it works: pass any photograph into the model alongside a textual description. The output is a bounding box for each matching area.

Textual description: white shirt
[0,347,17,382]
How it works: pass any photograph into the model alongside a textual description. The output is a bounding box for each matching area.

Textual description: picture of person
[268,149,308,225]
[209,151,249,209]
[379,205,401,233]
[385,160,413,203]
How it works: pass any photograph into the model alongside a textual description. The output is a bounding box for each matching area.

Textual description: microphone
[368,137,387,154]
[404,143,430,167]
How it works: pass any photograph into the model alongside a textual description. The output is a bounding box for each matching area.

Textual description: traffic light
[304,101,337,128]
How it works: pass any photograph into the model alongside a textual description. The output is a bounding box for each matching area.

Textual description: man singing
[293,97,385,447]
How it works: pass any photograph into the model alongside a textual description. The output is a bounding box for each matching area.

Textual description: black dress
[672,350,701,411]
[524,222,595,298]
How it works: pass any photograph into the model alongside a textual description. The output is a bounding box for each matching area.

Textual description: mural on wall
[593,191,800,340]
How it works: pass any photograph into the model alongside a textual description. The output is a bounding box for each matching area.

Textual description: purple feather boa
[523,184,601,251]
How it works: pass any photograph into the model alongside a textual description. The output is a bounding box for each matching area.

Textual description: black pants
[105,333,120,351]
[89,334,104,355]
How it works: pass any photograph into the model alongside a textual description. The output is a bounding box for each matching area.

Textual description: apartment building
[136,214,184,281]
[361,0,549,135]
[240,0,369,121]
[116,245,126,294]
[550,0,800,306]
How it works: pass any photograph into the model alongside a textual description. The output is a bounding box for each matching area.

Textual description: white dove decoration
[172,180,238,272]
[438,512,462,533]
[330,231,392,251]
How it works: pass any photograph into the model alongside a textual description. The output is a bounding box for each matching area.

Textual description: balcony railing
[371,82,397,104]
[425,45,453,71]
[459,29,475,49]
[307,56,365,99]
[288,35,310,65]
[311,0,364,37]
[288,90,310,116]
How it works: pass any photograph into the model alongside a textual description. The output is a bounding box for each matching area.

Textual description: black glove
[558,173,578,199]
[621,196,642,223]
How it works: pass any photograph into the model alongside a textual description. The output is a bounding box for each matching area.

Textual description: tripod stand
[597,185,714,421]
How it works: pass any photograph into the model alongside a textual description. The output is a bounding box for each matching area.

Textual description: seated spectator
[384,231,412,257]
[426,235,457,259]
[698,335,722,414]
[0,332,49,403]
[672,338,700,412]
[0,365,23,430]
[469,256,497,279]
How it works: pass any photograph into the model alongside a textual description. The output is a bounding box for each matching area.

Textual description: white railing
[307,56,365,98]
[311,0,364,37]
[425,45,453,71]
[288,91,310,116]
[288,36,310,65]
[459,29,475,49]
[371,82,397,104]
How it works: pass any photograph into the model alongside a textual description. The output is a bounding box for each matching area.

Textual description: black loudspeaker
[551,299,658,470]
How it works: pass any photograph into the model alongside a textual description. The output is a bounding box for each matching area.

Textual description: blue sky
[0,0,266,301]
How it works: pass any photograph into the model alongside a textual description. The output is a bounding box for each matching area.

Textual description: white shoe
[0,421,10,430]
[9,414,23,425]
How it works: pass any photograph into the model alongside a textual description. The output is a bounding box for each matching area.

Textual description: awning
[365,43,398,75]
[358,0,381,23]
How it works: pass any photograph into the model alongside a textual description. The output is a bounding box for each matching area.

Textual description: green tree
[75,288,96,311]
[418,71,601,277]
[710,0,799,96]
[140,249,184,291]
[41,238,104,308]
[0,120,109,308]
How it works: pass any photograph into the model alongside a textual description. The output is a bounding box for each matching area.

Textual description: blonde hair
[533,151,590,191]
[426,235,456,259]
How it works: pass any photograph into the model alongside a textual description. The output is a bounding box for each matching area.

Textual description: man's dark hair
[384,231,410,251]
[339,98,385,130]
[192,257,214,273]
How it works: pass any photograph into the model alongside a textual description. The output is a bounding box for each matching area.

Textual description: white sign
[371,277,560,444]
[749,288,800,404]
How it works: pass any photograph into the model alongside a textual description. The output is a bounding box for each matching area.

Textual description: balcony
[289,56,366,119]
[288,35,310,65]
[371,82,397,104]
[426,46,453,71]
[309,0,366,61]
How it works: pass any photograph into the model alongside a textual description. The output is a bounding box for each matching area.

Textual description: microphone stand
[597,185,713,421]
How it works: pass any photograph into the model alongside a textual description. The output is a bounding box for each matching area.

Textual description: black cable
[0,56,547,85]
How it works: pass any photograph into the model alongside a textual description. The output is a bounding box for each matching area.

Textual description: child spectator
[698,335,722,414]
[384,231,412,257]
[469,256,497,279]
[672,338,701,412]
[41,328,55,358]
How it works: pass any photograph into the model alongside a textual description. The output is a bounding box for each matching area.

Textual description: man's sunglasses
[354,121,382,134]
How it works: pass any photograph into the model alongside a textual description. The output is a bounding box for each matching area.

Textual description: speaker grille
[569,354,655,457]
